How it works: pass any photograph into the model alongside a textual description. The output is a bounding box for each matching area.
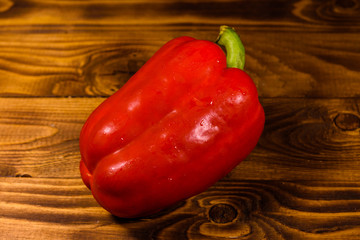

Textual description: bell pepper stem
[216,25,245,70]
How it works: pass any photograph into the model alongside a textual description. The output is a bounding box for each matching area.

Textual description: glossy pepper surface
[79,26,265,218]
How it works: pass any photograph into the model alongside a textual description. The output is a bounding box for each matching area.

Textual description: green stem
[216,25,245,70]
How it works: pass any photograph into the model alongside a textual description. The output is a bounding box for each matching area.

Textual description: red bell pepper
[79,26,265,218]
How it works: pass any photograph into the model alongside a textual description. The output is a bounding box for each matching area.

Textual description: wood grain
[0,30,358,97]
[0,97,358,181]
[237,97,360,181]
[0,0,359,29]
[0,1,359,97]
[2,177,360,239]
[0,97,100,178]
[0,0,359,239]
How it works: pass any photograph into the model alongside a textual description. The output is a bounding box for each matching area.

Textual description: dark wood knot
[208,203,238,224]
[332,0,360,15]
[333,0,358,9]
[334,113,360,131]
[15,173,32,178]
[128,59,145,76]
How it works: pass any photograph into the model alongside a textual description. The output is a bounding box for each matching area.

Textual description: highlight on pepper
[79,25,265,218]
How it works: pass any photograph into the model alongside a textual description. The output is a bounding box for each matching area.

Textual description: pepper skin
[79,26,265,218]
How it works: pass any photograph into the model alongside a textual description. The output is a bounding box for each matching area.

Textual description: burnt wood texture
[0,0,359,239]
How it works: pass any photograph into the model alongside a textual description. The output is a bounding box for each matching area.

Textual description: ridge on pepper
[79,26,265,218]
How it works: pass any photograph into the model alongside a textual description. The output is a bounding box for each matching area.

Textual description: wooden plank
[0,97,358,181]
[2,177,360,239]
[235,97,360,181]
[0,97,101,178]
[0,29,359,97]
[0,0,359,30]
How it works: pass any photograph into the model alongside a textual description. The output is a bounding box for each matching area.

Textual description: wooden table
[0,0,359,239]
